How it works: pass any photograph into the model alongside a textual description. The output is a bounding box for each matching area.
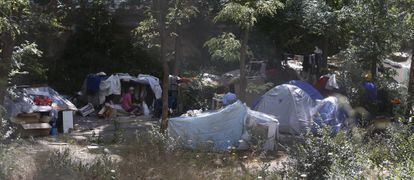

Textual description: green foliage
[214,0,283,29]
[166,1,199,27]
[214,2,256,29]
[9,42,46,85]
[277,124,414,179]
[204,32,241,62]
[133,14,160,49]
[133,0,198,57]
[279,128,364,179]
[179,74,216,111]
[0,0,31,38]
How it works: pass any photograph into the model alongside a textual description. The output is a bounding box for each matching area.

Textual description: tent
[313,96,352,134]
[4,86,77,118]
[254,84,315,135]
[168,101,279,151]
[288,80,323,100]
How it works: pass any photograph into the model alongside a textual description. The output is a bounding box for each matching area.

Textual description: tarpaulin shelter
[168,101,279,151]
[288,80,323,100]
[254,84,315,135]
[4,86,77,118]
[80,73,162,106]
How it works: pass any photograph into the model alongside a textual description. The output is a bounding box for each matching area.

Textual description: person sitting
[222,87,238,106]
[121,87,141,115]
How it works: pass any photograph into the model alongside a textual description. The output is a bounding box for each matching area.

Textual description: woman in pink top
[122,87,140,114]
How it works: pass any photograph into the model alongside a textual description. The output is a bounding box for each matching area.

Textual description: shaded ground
[1,114,287,180]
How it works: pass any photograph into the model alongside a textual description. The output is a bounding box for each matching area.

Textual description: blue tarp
[168,101,247,151]
[313,96,349,134]
[288,80,324,100]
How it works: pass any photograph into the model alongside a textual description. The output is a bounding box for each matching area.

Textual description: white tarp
[99,75,122,104]
[255,84,315,135]
[168,101,279,151]
[4,86,77,118]
[383,58,411,87]
[239,109,279,151]
[96,73,162,101]
[137,74,162,99]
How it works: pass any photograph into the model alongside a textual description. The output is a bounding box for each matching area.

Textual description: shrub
[277,128,365,179]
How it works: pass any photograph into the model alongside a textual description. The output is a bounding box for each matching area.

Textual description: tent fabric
[91,73,162,103]
[99,75,122,104]
[86,75,107,94]
[288,80,323,100]
[4,87,77,118]
[168,101,247,151]
[137,74,162,99]
[168,101,279,151]
[313,96,349,134]
[255,84,315,135]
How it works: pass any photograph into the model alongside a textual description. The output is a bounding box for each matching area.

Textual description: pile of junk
[3,86,77,137]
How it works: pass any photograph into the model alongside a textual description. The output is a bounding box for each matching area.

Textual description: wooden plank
[21,123,51,130]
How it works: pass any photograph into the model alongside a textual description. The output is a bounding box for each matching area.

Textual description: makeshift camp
[3,86,77,136]
[254,84,315,135]
[79,73,162,114]
[288,80,324,100]
[168,101,279,151]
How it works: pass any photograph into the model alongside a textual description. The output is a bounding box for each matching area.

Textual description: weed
[40,148,119,180]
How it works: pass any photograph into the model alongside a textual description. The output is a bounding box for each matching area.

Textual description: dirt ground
[0,114,287,180]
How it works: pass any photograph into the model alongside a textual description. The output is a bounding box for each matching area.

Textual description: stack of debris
[11,113,51,137]
[4,86,77,137]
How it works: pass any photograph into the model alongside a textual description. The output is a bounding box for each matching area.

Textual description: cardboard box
[19,123,51,137]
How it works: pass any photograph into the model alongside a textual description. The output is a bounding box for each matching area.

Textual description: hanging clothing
[86,75,107,94]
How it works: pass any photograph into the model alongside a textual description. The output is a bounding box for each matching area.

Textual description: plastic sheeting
[4,87,77,118]
[255,84,315,135]
[168,101,279,151]
[313,96,349,134]
[239,110,279,151]
[288,80,323,100]
[99,75,122,104]
[92,73,162,104]
[137,74,162,99]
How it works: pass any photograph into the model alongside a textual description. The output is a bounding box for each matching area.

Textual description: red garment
[315,76,329,91]
[121,92,133,111]
[33,96,53,106]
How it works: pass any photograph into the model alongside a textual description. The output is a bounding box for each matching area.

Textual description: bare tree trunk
[239,28,249,101]
[407,43,414,115]
[0,34,15,102]
[157,0,169,133]
[160,61,169,133]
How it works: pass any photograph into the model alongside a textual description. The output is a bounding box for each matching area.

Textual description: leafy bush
[278,128,365,179]
[277,124,414,179]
